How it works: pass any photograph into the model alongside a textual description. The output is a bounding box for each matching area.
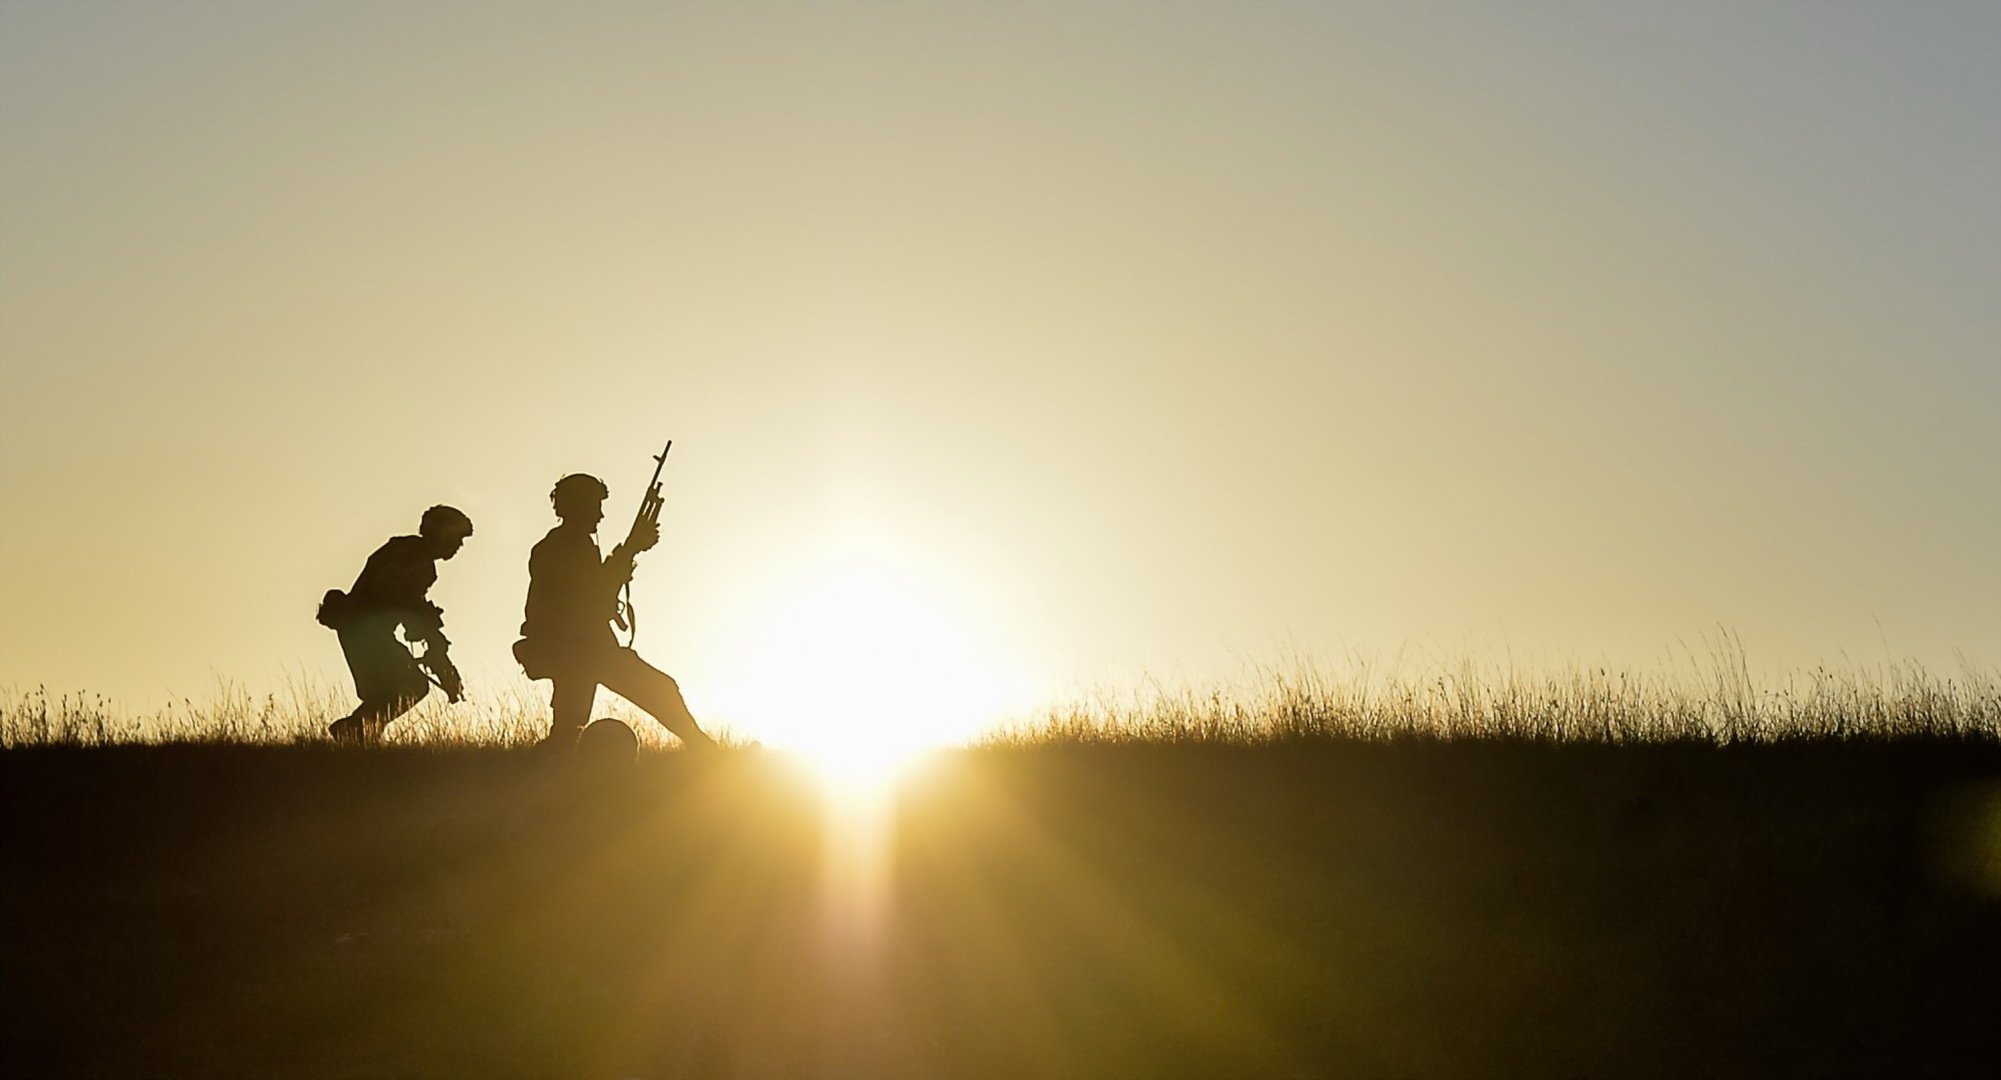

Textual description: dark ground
[4,739,1999,1078]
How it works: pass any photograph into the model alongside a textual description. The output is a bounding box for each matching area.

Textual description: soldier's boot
[534,723,585,754]
[666,720,720,752]
[328,715,364,746]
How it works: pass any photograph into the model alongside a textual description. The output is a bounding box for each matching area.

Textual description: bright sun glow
[701,532,1031,795]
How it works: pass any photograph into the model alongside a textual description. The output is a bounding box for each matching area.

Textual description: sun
[701,534,1030,794]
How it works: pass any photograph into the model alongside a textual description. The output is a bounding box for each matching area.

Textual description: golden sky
[3,3,1997,734]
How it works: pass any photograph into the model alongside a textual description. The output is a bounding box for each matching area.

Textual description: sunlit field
[5,661,2001,1078]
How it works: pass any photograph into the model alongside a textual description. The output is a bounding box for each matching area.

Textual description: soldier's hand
[629,520,660,553]
[437,662,465,704]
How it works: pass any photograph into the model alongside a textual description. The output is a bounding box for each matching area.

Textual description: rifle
[415,632,464,703]
[614,439,672,646]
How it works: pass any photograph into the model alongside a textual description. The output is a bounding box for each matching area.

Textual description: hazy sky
[4,2,1997,733]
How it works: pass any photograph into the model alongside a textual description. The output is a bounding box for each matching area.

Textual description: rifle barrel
[649,440,673,487]
[632,439,673,533]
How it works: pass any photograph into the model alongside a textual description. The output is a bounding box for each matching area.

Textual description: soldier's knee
[614,649,675,688]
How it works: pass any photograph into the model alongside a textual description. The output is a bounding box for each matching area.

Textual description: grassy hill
[6,730,1999,1078]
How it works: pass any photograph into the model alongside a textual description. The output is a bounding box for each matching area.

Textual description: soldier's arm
[603,520,658,588]
[406,603,446,643]
[602,542,639,589]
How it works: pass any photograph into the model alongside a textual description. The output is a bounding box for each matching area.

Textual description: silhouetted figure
[318,505,472,745]
[513,474,718,752]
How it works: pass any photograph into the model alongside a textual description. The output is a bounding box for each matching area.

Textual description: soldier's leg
[599,648,719,750]
[543,673,598,750]
[344,681,426,744]
[364,675,430,741]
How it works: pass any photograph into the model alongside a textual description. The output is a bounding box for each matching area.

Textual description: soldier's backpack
[512,637,554,680]
[315,589,354,630]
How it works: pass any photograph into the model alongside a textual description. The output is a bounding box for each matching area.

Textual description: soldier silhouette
[318,505,472,745]
[513,473,718,752]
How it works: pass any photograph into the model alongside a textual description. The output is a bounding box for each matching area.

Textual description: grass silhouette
[9,640,2000,748]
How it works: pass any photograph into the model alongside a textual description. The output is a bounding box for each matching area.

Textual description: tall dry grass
[0,678,550,748]
[993,647,2001,746]
[7,641,1998,749]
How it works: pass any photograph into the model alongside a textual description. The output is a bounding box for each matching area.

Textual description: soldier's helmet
[551,473,610,517]
[579,718,639,765]
[420,504,475,539]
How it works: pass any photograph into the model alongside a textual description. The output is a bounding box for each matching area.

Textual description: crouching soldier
[514,473,718,752]
[318,505,473,745]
